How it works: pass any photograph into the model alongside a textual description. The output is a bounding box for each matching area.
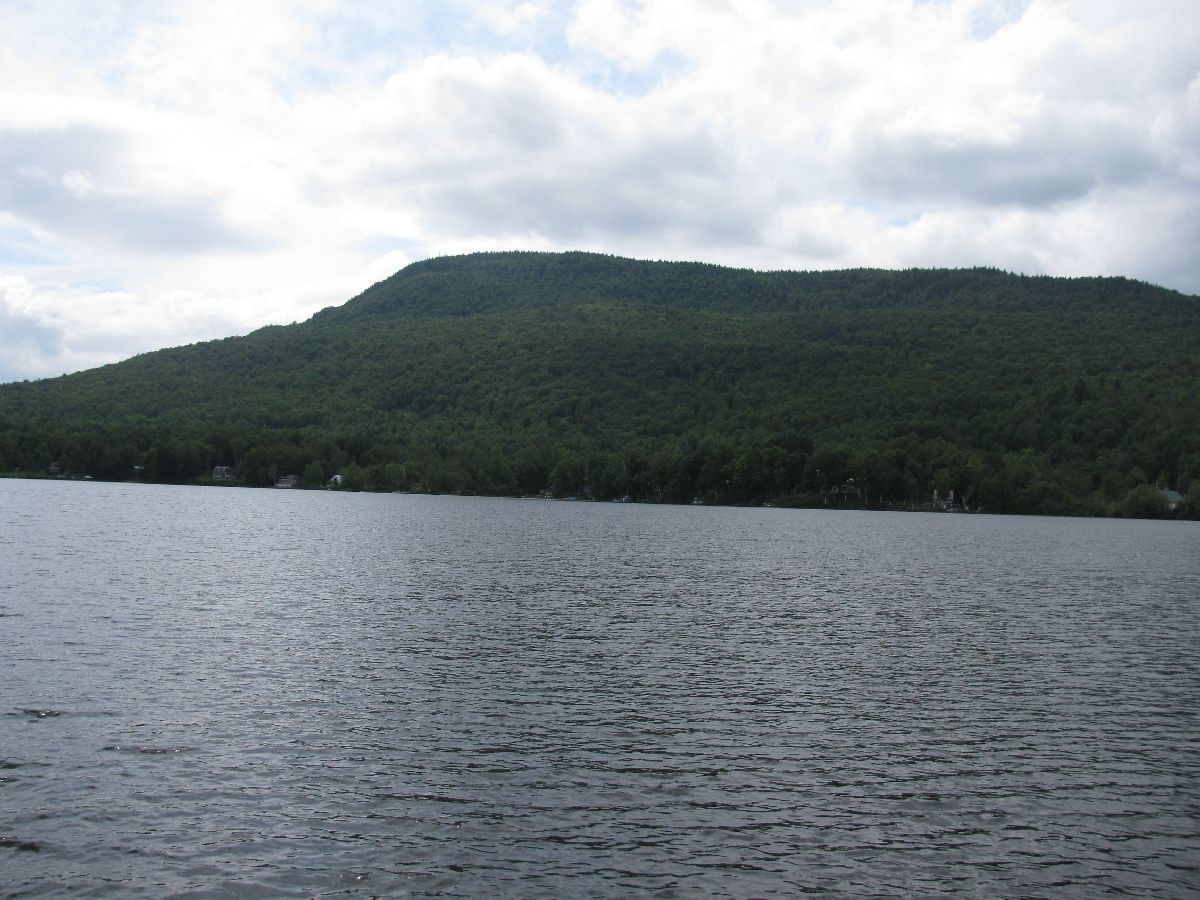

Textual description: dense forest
[1,251,1198,518]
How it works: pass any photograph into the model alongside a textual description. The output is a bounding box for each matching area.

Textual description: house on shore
[1160,489,1184,511]
[933,488,963,512]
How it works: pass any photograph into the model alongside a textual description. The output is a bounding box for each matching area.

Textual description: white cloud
[0,0,1197,383]
[479,1,550,36]
[0,268,272,380]
[0,274,66,382]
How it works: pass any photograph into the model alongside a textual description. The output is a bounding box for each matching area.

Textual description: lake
[2,479,1198,896]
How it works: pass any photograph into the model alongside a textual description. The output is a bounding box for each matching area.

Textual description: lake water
[1,479,1198,897]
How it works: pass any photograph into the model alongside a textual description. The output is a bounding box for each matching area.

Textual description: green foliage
[1,252,1197,517]
[1119,485,1172,520]
[1180,485,1200,519]
[302,460,326,488]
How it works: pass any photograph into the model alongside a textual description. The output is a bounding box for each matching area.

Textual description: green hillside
[2,251,1198,516]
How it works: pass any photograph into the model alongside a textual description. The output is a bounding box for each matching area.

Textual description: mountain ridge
[1,251,1197,517]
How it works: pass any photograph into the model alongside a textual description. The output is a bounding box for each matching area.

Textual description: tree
[302,460,326,488]
[1119,485,1170,519]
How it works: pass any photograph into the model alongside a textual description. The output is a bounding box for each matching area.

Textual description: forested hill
[2,251,1198,517]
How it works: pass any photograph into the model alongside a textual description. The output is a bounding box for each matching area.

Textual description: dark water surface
[1,480,1198,896]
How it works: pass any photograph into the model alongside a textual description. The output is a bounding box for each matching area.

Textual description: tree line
[3,422,1196,518]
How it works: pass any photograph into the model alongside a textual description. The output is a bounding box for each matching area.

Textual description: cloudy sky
[1,0,1197,382]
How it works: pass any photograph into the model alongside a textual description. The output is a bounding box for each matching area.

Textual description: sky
[0,0,1197,382]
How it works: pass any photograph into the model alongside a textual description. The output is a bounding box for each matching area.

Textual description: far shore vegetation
[1,252,1197,520]
[1,467,1195,520]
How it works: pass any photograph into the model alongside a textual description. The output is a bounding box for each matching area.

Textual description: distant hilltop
[1,251,1197,518]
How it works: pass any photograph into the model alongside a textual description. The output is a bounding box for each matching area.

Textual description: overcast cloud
[0,0,1197,381]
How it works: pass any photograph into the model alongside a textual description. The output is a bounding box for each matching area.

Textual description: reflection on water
[1,480,1198,896]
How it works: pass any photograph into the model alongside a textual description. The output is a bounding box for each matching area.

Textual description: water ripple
[0,482,1197,896]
